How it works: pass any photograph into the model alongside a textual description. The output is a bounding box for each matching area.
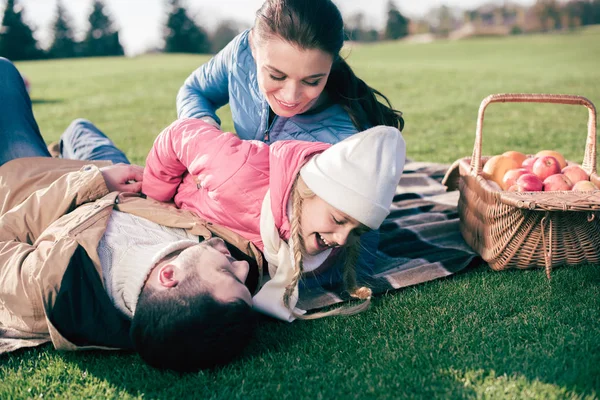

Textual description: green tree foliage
[163,0,210,54]
[0,0,43,60]
[384,1,409,40]
[564,0,600,26]
[48,0,77,59]
[82,0,124,57]
[533,0,562,31]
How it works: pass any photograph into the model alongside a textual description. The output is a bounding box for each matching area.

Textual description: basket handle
[470,93,597,176]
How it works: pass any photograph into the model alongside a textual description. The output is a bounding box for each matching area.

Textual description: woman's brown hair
[254,0,404,131]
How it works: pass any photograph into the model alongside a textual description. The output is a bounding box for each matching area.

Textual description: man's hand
[100,164,144,193]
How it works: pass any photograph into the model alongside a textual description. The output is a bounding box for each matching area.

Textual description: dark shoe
[48,141,60,158]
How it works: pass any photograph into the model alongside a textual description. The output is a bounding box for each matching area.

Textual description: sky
[8,0,536,56]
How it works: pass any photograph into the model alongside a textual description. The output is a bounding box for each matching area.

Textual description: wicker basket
[446,93,600,278]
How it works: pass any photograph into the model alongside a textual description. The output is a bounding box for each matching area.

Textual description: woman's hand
[100,163,144,193]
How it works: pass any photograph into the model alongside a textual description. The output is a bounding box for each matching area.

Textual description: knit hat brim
[299,126,405,230]
[300,163,389,229]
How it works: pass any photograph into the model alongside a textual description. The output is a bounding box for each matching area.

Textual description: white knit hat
[299,126,406,230]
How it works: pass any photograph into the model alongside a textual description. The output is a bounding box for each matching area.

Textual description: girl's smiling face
[299,195,369,256]
[251,33,333,118]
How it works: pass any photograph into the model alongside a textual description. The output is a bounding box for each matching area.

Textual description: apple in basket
[572,180,599,191]
[535,150,567,170]
[502,168,529,190]
[521,156,538,172]
[502,150,528,166]
[543,173,573,191]
[515,173,543,192]
[561,164,589,184]
[482,155,520,187]
[532,156,561,181]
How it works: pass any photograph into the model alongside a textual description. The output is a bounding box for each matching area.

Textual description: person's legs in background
[0,58,129,167]
[0,57,50,167]
[58,119,130,165]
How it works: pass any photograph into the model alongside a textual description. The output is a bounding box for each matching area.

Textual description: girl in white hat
[143,118,405,321]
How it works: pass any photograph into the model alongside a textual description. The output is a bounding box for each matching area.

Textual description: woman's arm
[176,32,247,122]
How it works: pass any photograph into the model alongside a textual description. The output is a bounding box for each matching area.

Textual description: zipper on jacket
[264,108,277,143]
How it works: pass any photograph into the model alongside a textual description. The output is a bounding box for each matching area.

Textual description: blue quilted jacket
[176,29,360,144]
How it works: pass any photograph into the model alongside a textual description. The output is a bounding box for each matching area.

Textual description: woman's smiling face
[251,33,334,118]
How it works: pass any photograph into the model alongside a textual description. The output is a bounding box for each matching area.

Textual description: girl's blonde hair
[282,176,373,320]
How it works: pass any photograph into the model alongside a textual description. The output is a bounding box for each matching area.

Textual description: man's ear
[158,264,179,288]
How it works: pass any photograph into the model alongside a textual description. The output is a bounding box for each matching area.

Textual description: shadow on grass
[52,315,303,398]
[391,263,600,398]
[31,99,62,105]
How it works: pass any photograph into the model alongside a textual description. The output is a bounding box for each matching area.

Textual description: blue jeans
[0,58,49,165]
[0,57,128,167]
[58,119,129,164]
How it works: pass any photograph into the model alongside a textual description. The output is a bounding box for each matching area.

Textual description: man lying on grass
[0,57,262,372]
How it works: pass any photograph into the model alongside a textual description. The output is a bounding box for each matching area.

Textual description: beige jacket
[0,157,263,354]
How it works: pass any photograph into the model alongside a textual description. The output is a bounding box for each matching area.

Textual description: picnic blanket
[298,160,482,311]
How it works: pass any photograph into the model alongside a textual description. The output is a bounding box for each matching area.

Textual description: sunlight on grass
[446,368,598,399]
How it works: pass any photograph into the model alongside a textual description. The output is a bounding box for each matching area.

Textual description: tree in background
[532,0,562,31]
[564,0,600,26]
[0,0,43,60]
[163,0,210,53]
[430,5,458,37]
[211,20,241,53]
[384,1,409,40]
[346,13,379,42]
[82,0,124,57]
[48,0,77,59]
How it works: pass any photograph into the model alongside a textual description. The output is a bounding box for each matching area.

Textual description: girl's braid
[283,178,305,312]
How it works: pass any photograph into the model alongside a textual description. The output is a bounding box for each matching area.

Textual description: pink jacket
[143,118,330,250]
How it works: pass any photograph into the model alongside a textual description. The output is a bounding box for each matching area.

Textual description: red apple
[521,156,538,172]
[532,156,561,181]
[561,165,589,184]
[535,150,567,170]
[502,168,529,190]
[516,173,544,192]
[542,173,573,191]
[572,180,599,191]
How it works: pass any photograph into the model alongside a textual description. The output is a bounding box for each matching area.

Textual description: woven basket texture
[451,93,600,278]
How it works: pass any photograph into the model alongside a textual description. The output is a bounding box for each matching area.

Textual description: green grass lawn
[3,27,600,399]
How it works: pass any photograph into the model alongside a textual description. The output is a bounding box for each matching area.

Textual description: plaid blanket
[298,160,482,311]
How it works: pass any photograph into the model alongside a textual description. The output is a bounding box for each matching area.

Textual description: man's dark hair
[130,272,256,372]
